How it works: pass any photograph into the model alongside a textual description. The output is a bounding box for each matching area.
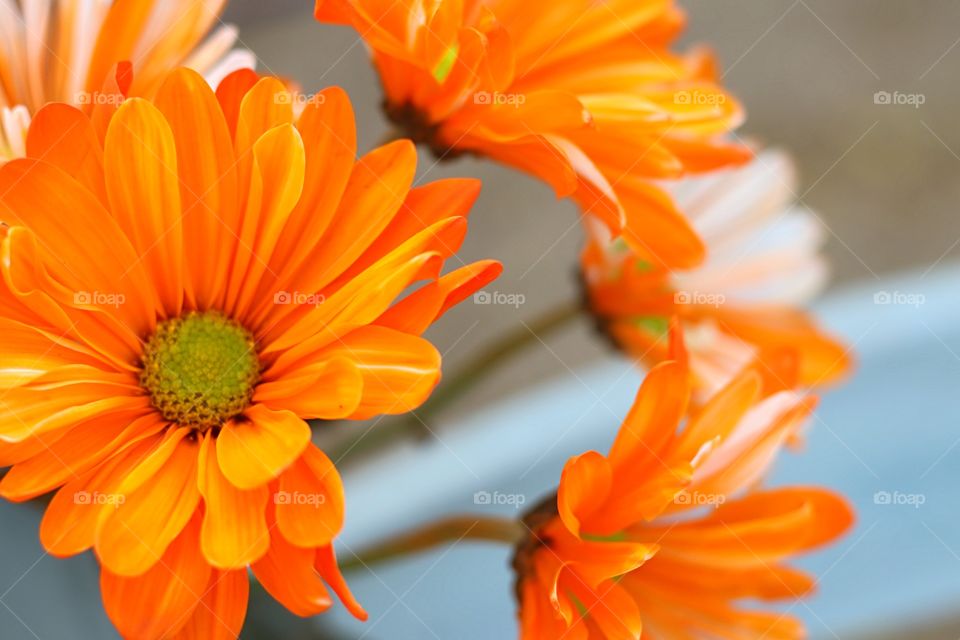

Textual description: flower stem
[331,299,583,462]
[342,515,525,571]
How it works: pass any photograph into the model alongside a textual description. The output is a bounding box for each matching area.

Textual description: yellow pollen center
[140,312,260,429]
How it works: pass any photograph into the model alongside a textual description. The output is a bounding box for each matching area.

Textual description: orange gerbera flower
[0,66,500,639]
[314,0,750,268]
[514,332,853,639]
[582,151,851,399]
[0,0,254,160]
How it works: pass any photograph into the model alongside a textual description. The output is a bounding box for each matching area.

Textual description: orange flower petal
[315,545,367,621]
[174,569,249,640]
[0,159,158,335]
[255,356,363,420]
[376,259,503,335]
[104,97,185,316]
[275,444,345,548]
[0,411,161,501]
[216,404,311,490]
[101,512,210,639]
[40,434,164,557]
[25,104,107,204]
[198,432,270,569]
[96,428,201,576]
[153,67,240,311]
[558,451,612,538]
[251,522,333,617]
[316,325,441,419]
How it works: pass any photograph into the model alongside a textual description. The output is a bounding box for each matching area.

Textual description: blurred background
[3,1,960,638]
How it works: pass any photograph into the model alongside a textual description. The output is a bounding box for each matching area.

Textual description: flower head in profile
[513,329,853,639]
[0,67,500,639]
[582,150,851,399]
[314,0,750,268]
[0,0,254,160]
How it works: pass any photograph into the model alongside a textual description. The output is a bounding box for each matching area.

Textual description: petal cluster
[0,67,500,638]
[315,0,750,268]
[582,151,852,399]
[515,331,853,639]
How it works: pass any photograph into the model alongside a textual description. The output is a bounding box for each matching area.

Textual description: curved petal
[39,434,165,557]
[104,97,184,316]
[315,545,368,621]
[198,432,269,569]
[101,512,210,639]
[251,521,333,617]
[558,451,612,538]
[275,444,345,548]
[216,404,311,490]
[96,428,202,576]
[316,325,442,419]
[154,67,239,311]
[0,159,158,335]
[255,356,363,420]
[174,569,249,640]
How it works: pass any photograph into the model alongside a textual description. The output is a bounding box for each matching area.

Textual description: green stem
[331,299,583,462]
[342,515,525,571]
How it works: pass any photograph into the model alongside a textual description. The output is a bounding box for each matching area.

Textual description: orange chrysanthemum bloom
[314,0,750,268]
[0,66,500,639]
[0,0,253,160]
[582,151,851,399]
[514,333,853,639]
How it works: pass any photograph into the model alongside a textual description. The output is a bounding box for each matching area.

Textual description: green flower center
[140,312,260,429]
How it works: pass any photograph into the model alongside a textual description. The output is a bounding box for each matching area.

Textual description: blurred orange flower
[514,334,853,639]
[0,67,500,639]
[0,0,254,160]
[582,151,852,398]
[315,0,750,268]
